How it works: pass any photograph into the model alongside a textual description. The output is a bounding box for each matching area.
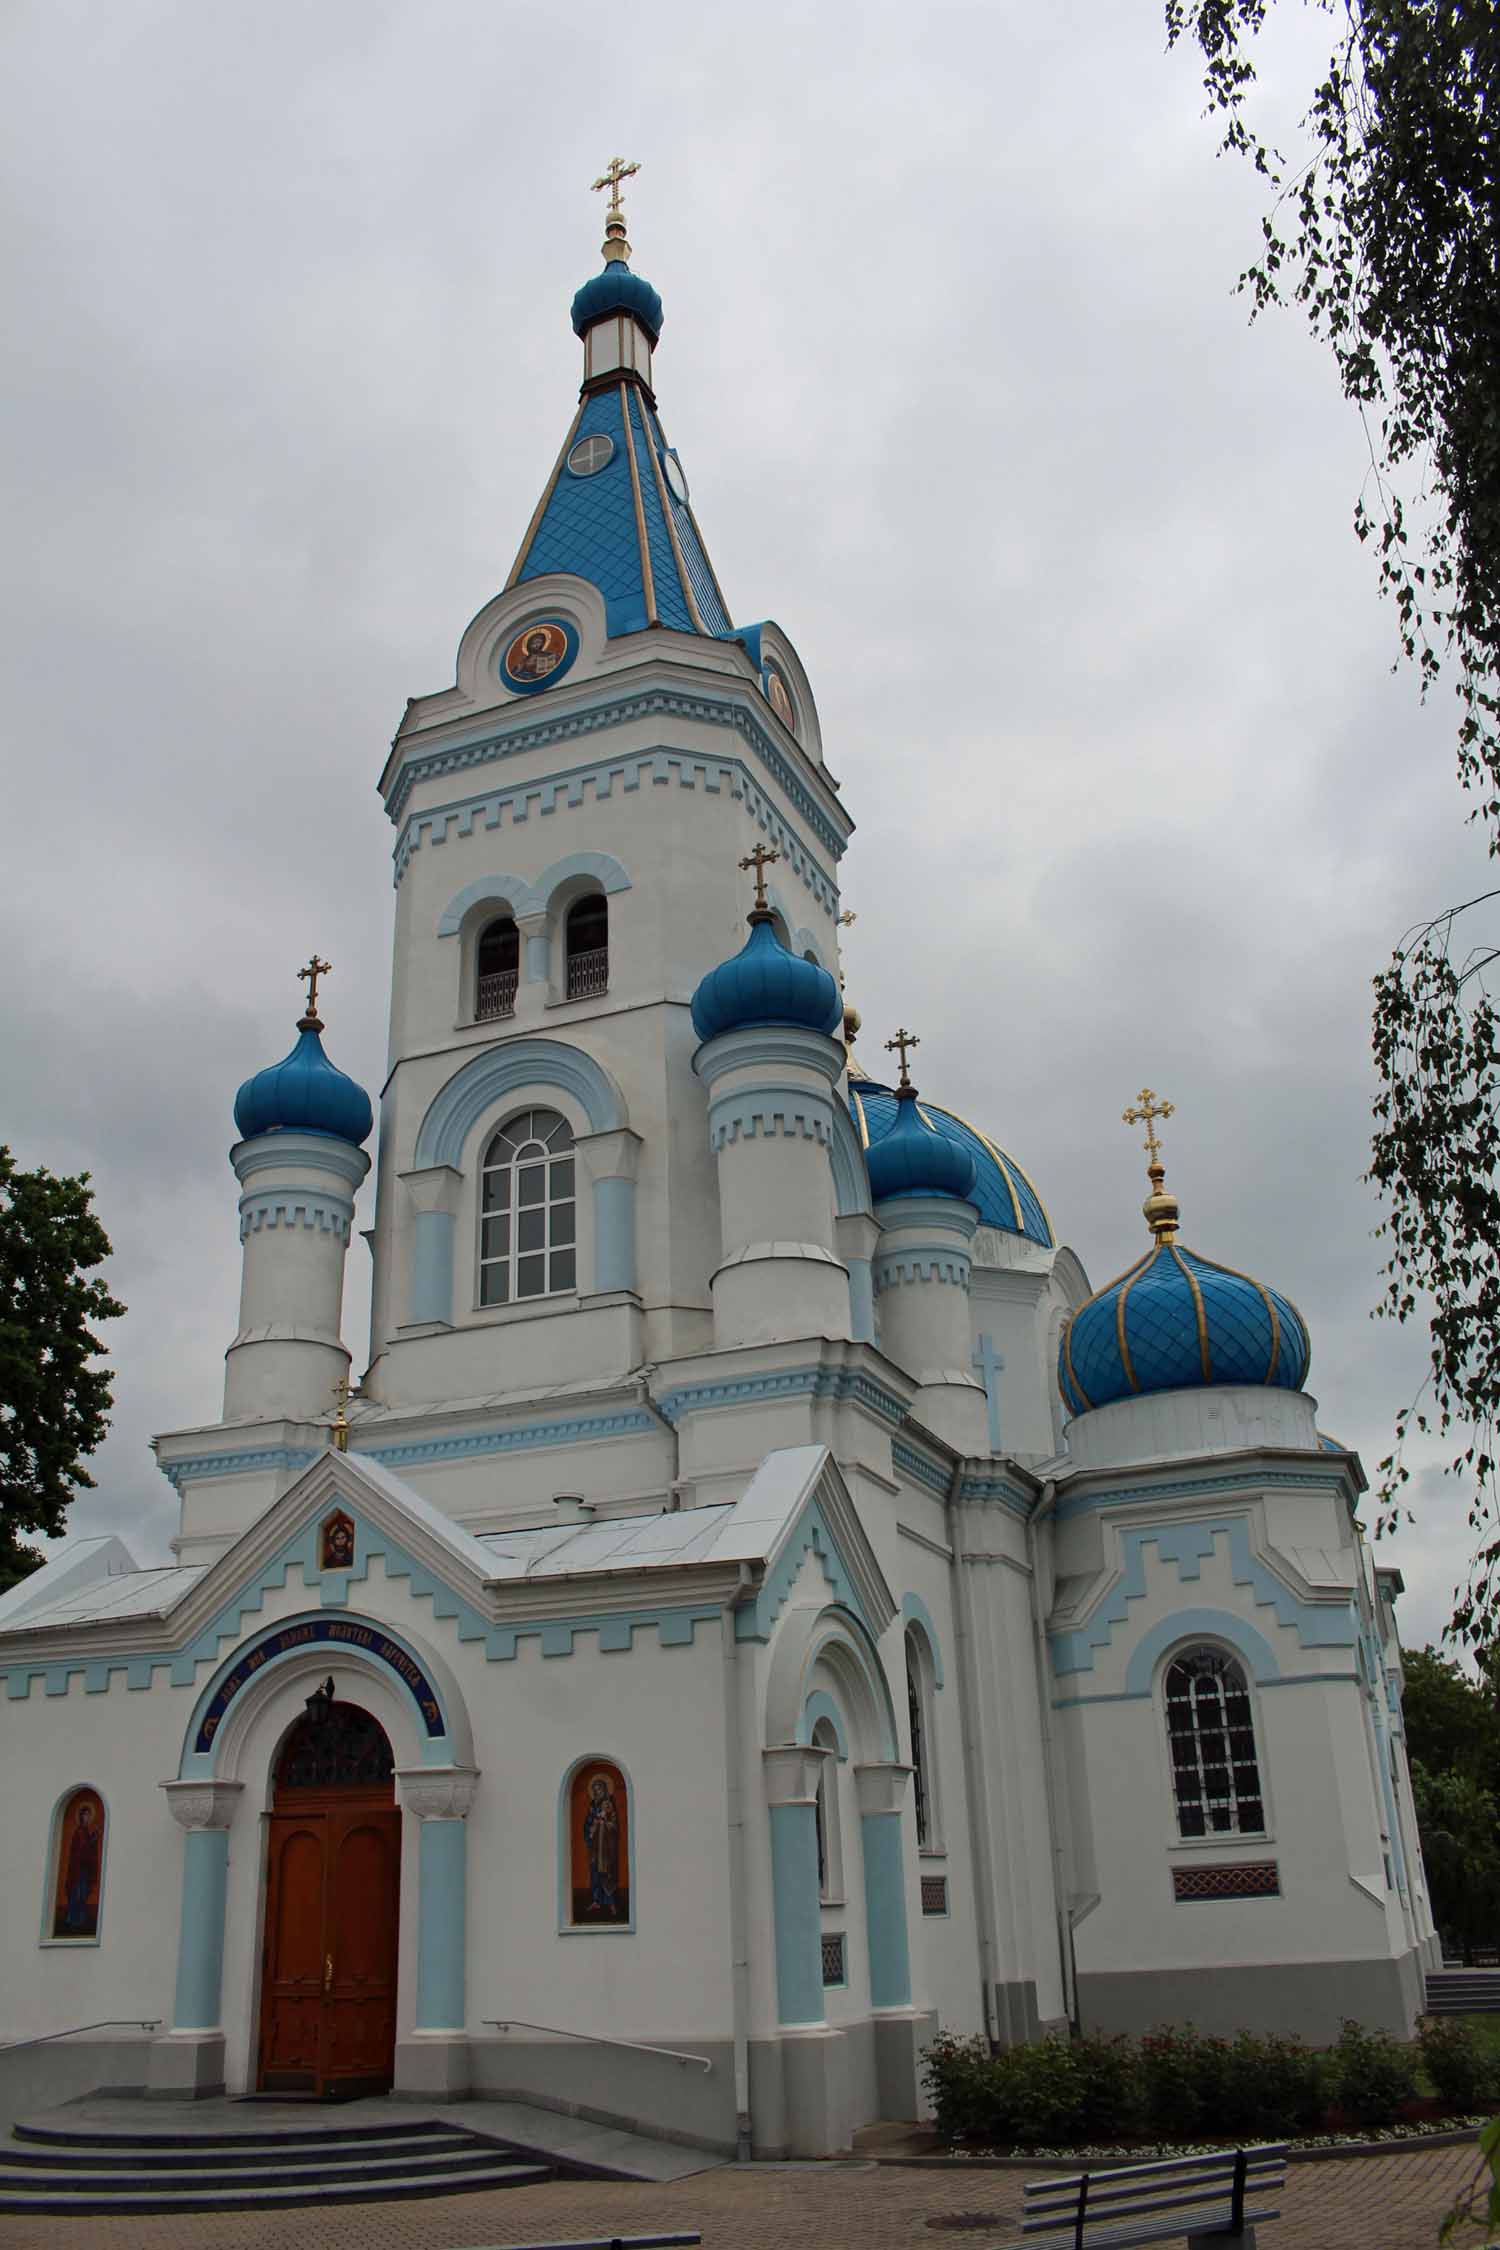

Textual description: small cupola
[571,156,663,392]
[1058,1090,1310,1417]
[233,958,374,1148]
[863,1029,977,1204]
[690,845,843,1045]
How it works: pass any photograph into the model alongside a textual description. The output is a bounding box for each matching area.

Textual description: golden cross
[739,842,780,909]
[1122,1087,1175,1167]
[298,954,332,1024]
[838,909,857,930]
[885,1026,919,1088]
[592,156,640,218]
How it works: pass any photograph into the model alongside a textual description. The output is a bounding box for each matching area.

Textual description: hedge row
[920,2017,1493,2149]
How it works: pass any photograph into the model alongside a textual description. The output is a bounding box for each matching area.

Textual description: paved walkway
[0,2139,1491,2250]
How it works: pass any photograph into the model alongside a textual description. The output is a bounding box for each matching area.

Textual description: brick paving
[0,2140,1491,2250]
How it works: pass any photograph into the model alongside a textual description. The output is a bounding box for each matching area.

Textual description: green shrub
[1068,2032,1142,2139]
[1331,2018,1419,2128]
[1139,2026,1224,2140]
[1419,2015,1496,2114]
[996,2034,1092,2147]
[920,2031,1007,2144]
[1219,2031,1324,2137]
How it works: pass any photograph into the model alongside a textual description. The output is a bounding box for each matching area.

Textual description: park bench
[1022,2143,1286,2248]
[486,2236,700,2250]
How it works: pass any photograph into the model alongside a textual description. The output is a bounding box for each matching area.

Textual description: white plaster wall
[893,1533,985,2040]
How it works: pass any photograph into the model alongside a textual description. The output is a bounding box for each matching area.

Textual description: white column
[224,1132,370,1421]
[872,1195,988,1452]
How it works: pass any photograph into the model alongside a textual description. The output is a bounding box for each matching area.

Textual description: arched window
[46,1786,106,1942]
[564,1758,631,1928]
[812,1717,844,1903]
[479,1108,576,1305]
[906,1627,939,1850]
[475,916,519,1021]
[564,895,608,1000]
[1164,1646,1265,1838]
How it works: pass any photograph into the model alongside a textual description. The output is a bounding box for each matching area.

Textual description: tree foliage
[0,1146,124,1552]
[1167,1,1500,1642]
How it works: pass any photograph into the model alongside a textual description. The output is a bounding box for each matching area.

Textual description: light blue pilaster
[847,1257,876,1344]
[173,1829,229,2030]
[416,1819,467,2029]
[769,1800,824,2026]
[411,1210,455,1325]
[591,1175,637,1294]
[523,929,551,983]
[860,1812,912,2008]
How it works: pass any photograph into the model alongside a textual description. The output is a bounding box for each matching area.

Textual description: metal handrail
[483,2017,712,2074]
[0,2019,161,2055]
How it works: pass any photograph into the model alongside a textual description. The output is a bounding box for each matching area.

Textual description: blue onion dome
[233,1003,374,1147]
[847,1070,1053,1246]
[691,909,844,1044]
[864,1080,977,1203]
[1057,1160,1310,1416]
[571,263,664,346]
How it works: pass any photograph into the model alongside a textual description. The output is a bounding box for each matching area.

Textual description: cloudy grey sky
[4,1,1488,1652]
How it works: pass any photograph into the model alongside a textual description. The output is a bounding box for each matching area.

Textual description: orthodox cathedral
[0,170,1435,2159]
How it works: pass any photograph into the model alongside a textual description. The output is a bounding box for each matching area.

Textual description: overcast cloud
[3,0,1488,1654]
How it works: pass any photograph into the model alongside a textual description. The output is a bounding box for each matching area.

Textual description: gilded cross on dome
[592,156,640,263]
[298,954,332,1031]
[1122,1087,1174,1167]
[1122,1087,1181,1243]
[739,841,780,909]
[885,1026,920,1089]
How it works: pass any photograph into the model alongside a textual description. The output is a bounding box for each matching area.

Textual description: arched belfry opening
[258,1685,400,2098]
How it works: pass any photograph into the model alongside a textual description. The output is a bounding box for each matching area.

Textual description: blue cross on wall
[973,1332,1004,1454]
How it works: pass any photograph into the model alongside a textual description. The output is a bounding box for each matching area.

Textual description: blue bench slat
[1026,2164,1284,2217]
[1025,2144,1287,2194]
[1022,2215,1279,2250]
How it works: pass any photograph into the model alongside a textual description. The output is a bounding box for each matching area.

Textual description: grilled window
[564,895,608,1000]
[1165,1646,1265,1839]
[475,916,519,1020]
[479,1108,576,1306]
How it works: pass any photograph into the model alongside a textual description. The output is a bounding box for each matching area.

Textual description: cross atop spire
[1122,1087,1180,1243]
[298,954,332,1032]
[739,841,780,911]
[592,155,641,264]
[885,1026,920,1090]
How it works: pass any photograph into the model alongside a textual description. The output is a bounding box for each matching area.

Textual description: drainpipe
[946,1457,1002,2049]
[1025,1480,1076,2030]
[635,1367,682,1506]
[722,1562,756,2160]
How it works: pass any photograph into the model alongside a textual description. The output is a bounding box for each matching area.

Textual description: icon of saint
[55,1797,101,1938]
[582,1772,621,1916]
[507,626,564,682]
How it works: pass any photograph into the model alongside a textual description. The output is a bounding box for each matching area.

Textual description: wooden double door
[258,1794,401,2096]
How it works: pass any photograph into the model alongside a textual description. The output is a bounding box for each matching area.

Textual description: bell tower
[362,165,854,1413]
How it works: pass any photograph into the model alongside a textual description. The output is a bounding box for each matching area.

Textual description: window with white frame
[1164,1645,1265,1838]
[812,1718,843,1903]
[906,1625,941,1850]
[479,1109,576,1306]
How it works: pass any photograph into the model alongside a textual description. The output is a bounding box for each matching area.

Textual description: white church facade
[0,179,1436,2159]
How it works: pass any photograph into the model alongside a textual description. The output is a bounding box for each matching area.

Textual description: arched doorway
[257,1687,400,2096]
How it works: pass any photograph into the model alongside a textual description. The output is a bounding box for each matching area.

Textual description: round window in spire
[764,665,797,733]
[500,615,580,696]
[660,448,689,504]
[567,433,615,478]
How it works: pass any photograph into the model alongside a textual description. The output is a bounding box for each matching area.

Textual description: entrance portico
[149,1611,478,2103]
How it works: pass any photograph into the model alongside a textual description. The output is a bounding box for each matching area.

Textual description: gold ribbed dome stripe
[1061,1312,1092,1411]
[1167,1245,1213,1380]
[1111,1245,1160,1393]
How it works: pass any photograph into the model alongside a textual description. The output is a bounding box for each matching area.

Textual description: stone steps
[0,2114,553,2214]
[1424,1970,1500,2014]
